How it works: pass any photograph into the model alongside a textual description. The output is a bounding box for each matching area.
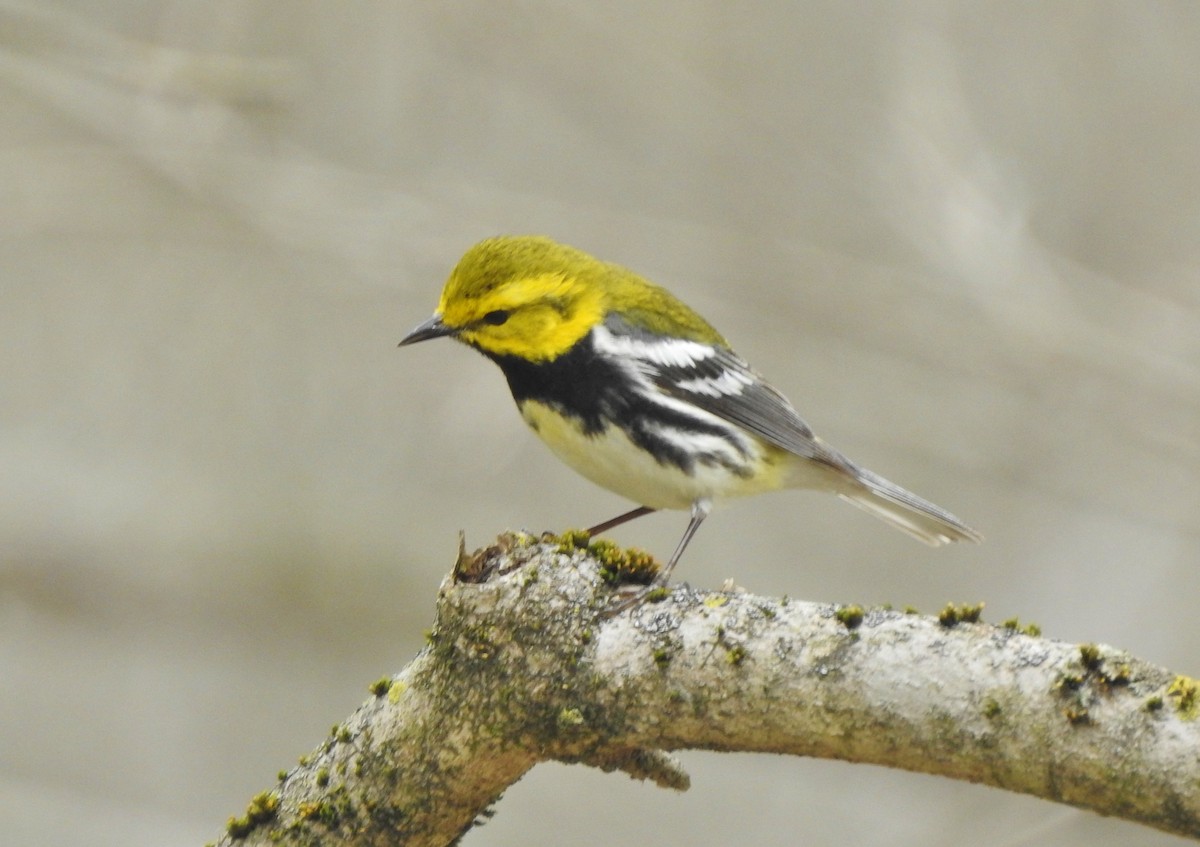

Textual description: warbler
[401,235,980,598]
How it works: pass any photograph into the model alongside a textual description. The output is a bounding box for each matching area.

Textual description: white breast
[519,400,788,511]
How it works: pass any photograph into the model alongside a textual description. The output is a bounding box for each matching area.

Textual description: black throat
[487,331,614,436]
[481,328,747,477]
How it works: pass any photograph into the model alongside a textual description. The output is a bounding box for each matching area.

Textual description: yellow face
[436,268,604,362]
[403,235,728,362]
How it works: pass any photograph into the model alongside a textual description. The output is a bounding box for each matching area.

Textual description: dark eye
[482,310,510,326]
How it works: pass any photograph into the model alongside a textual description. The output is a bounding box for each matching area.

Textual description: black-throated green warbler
[401,236,980,597]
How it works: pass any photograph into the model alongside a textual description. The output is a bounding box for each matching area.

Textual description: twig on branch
[214,532,1200,847]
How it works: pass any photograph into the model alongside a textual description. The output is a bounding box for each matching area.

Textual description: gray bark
[213,533,1200,846]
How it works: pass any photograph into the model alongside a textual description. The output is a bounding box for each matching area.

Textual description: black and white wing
[597,316,981,545]
[596,315,846,467]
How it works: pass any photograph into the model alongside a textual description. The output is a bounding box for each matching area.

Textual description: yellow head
[400,236,606,361]
[400,235,726,360]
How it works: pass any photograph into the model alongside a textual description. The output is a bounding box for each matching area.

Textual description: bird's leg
[586,505,656,537]
[602,498,711,616]
[657,497,710,584]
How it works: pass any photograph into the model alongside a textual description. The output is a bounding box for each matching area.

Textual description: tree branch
[214,533,1200,846]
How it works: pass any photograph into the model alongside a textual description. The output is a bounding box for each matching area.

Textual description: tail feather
[838,468,982,546]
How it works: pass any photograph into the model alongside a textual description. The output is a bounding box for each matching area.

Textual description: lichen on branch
[213,533,1200,847]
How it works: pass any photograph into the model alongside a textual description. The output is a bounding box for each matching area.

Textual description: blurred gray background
[3,2,1198,845]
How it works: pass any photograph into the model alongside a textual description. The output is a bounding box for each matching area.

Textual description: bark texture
[214,533,1200,846]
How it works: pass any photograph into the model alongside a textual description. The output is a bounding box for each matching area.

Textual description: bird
[400,235,980,603]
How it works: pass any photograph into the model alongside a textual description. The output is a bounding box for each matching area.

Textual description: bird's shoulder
[598,264,728,347]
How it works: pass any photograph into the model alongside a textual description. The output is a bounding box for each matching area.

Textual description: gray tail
[838,467,982,546]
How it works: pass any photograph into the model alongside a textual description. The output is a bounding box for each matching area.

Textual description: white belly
[519,400,789,510]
